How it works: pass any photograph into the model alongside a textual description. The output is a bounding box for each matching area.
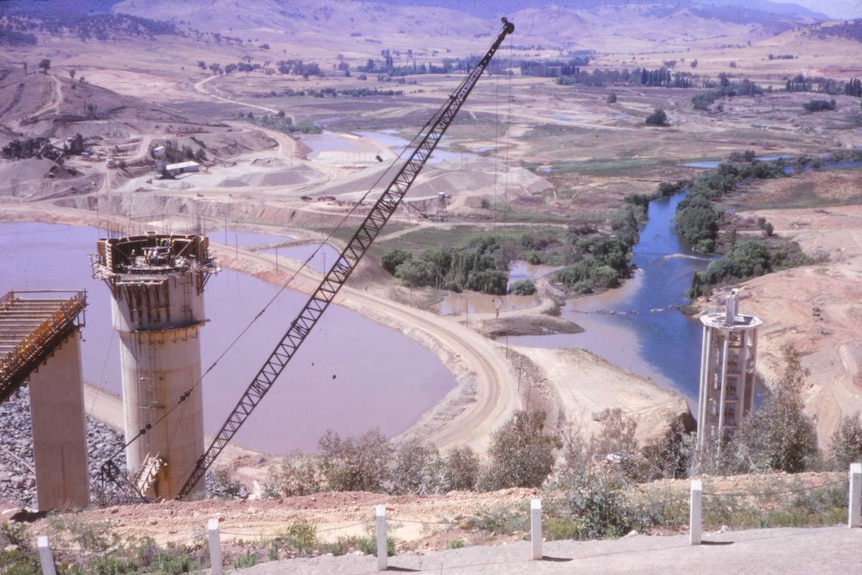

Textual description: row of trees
[0,12,176,43]
[556,66,701,89]
[382,236,516,295]
[786,74,862,96]
[674,159,787,254]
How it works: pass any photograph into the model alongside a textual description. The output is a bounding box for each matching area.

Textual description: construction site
[1,2,862,572]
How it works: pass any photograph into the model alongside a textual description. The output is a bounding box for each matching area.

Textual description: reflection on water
[433,261,557,316]
[436,292,538,316]
[0,223,456,453]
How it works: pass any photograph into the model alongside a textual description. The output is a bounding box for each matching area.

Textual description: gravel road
[236,525,861,575]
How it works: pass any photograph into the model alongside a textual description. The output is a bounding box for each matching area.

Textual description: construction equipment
[176,17,515,499]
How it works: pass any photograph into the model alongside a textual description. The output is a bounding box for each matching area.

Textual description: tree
[482,410,560,490]
[69,69,76,80]
[38,58,51,74]
[510,279,536,295]
[829,413,862,470]
[645,108,668,126]
[730,343,818,473]
[317,428,392,492]
[390,438,441,495]
[606,91,617,104]
[443,446,480,491]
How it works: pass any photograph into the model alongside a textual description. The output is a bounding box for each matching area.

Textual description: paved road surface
[238,525,860,574]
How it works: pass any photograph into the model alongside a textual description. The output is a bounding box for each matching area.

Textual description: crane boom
[177,17,515,499]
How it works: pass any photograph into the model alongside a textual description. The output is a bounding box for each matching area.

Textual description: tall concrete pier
[697,293,762,449]
[92,233,217,499]
[0,290,89,510]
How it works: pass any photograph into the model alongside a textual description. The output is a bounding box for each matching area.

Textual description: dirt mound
[0,65,52,132]
[217,163,323,188]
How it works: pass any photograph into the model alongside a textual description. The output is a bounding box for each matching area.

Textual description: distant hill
[369,0,827,22]
[102,0,821,53]
[0,0,841,54]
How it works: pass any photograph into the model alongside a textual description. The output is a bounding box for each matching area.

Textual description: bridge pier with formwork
[0,291,89,511]
[91,233,218,500]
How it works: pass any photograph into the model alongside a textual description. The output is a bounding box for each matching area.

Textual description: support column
[28,332,89,511]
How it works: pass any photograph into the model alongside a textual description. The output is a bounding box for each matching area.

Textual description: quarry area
[2,0,862,570]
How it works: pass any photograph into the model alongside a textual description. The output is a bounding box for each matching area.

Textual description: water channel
[507,193,711,407]
[0,222,456,453]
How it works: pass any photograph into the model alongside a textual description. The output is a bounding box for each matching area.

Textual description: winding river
[508,193,711,407]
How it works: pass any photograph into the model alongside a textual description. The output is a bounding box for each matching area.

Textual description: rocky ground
[0,386,127,509]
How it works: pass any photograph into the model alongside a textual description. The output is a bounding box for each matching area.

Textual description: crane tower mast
[176,17,515,499]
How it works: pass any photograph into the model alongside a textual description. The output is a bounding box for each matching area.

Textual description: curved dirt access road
[216,245,522,455]
[8,72,62,133]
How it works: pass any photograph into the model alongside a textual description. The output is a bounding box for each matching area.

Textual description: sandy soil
[707,169,862,444]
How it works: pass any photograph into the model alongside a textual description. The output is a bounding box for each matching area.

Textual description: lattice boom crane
[176,17,515,499]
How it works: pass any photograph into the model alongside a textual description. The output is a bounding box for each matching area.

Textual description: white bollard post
[530,498,543,560]
[376,505,388,571]
[208,518,223,575]
[690,479,703,545]
[850,463,862,528]
[37,535,57,575]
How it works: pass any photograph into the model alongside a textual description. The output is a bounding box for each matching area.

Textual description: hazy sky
[776,0,862,18]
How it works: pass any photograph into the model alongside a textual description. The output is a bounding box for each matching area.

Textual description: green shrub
[509,279,536,295]
[317,428,392,492]
[645,108,668,126]
[829,413,862,470]
[481,411,560,490]
[233,549,260,568]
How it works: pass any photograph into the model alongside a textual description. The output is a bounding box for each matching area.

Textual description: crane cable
[104,117,438,486]
[171,116,441,484]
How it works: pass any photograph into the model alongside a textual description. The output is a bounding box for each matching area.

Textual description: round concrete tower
[92,232,218,499]
[697,292,762,450]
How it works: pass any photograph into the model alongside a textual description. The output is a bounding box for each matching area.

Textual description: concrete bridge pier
[28,332,90,511]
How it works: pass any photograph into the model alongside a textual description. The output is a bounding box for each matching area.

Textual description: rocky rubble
[0,385,127,510]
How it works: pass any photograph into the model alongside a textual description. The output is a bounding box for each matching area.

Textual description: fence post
[208,518,223,575]
[376,505,388,571]
[850,463,862,528]
[530,498,543,560]
[37,535,57,575]
[690,479,702,545]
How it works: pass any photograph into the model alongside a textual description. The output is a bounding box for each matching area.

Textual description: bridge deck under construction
[0,290,87,405]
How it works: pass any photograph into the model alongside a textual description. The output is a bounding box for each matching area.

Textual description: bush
[829,413,862,470]
[727,344,819,473]
[390,438,443,495]
[443,446,480,491]
[264,451,324,497]
[482,411,560,490]
[606,91,617,104]
[509,279,536,295]
[381,248,413,275]
[645,108,668,126]
[207,468,249,499]
[803,99,836,112]
[317,428,393,492]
